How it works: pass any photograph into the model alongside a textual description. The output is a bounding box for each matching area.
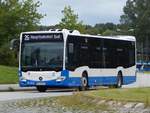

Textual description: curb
[0,84,36,92]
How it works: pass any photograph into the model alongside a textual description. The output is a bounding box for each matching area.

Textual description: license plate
[36,82,46,85]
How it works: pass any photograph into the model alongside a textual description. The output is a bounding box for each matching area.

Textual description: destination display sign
[22,33,63,42]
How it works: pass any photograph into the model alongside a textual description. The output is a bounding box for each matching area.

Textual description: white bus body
[18,29,136,91]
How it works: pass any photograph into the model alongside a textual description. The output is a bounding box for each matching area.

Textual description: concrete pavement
[0,84,74,101]
[0,91,73,101]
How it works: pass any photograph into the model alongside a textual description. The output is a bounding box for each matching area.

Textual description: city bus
[17,29,136,92]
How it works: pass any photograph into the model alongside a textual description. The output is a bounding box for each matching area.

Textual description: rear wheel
[36,86,47,92]
[79,72,88,91]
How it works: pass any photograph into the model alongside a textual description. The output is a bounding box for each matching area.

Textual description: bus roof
[70,34,136,42]
[21,29,136,42]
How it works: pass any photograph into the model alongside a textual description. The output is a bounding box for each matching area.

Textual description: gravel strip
[0,97,150,113]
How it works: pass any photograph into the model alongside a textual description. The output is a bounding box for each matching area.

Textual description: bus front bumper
[19,77,81,88]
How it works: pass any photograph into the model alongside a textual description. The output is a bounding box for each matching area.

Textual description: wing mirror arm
[10,39,20,51]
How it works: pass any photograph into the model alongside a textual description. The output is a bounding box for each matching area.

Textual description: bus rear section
[65,35,136,89]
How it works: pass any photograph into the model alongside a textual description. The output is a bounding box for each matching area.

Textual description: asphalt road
[0,90,73,101]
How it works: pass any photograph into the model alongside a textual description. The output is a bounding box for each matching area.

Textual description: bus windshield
[21,42,64,71]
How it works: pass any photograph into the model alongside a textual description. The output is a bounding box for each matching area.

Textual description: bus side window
[78,37,89,66]
[66,35,79,70]
[68,43,74,53]
[128,42,135,67]
[89,38,102,68]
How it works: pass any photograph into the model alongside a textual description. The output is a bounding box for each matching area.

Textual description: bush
[0,43,18,66]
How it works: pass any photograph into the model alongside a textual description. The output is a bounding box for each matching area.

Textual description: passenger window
[68,43,74,53]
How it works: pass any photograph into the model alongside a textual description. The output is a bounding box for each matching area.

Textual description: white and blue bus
[18,29,136,92]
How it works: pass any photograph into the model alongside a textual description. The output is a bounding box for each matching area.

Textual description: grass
[0,65,18,84]
[88,88,150,106]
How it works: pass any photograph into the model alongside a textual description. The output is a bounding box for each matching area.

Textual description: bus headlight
[56,76,66,82]
[20,76,27,82]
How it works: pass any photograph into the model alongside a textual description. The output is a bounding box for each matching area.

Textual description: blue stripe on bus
[19,75,136,87]
[61,70,69,77]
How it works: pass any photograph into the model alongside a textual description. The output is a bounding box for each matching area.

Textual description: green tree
[0,0,44,66]
[121,0,150,61]
[58,6,85,33]
[102,29,118,36]
[94,23,117,35]
[0,0,43,46]
[120,0,150,42]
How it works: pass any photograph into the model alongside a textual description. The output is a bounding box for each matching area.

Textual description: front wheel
[36,86,47,92]
[79,75,88,91]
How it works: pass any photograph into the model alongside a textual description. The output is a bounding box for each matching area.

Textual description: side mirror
[10,39,20,51]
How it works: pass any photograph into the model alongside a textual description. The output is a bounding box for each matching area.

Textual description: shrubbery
[0,43,18,66]
[0,0,43,66]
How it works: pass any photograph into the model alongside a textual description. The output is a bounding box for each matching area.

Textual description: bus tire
[36,86,47,92]
[79,72,88,91]
[116,72,123,88]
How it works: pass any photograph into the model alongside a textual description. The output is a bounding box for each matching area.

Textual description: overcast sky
[37,0,127,26]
